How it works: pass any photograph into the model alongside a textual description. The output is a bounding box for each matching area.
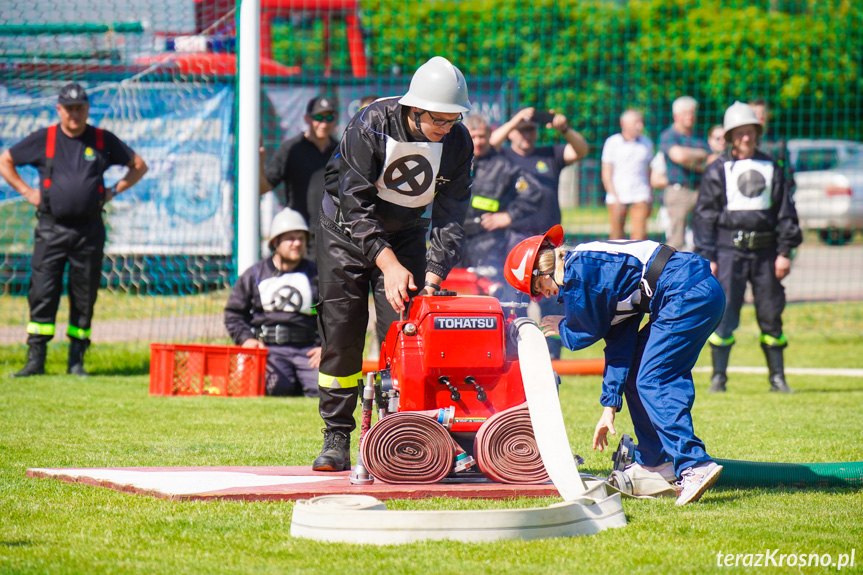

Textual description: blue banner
[0,82,234,255]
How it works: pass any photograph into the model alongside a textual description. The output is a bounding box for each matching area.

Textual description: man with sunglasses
[262,96,339,261]
[311,56,473,471]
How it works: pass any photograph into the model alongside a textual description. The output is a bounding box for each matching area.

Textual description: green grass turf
[1,306,862,574]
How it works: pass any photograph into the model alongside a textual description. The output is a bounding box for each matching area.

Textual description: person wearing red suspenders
[0,83,148,377]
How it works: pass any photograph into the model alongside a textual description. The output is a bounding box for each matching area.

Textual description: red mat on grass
[27,466,560,501]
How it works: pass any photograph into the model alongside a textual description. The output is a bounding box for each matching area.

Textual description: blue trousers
[623,273,725,475]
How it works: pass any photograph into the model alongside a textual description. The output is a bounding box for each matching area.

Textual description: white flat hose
[513,318,587,499]
[290,318,626,543]
[290,480,625,544]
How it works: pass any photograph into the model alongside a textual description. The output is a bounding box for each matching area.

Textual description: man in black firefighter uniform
[694,101,802,393]
[458,113,544,283]
[0,83,148,377]
[312,56,474,471]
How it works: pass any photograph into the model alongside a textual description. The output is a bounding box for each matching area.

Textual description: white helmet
[269,208,309,247]
[723,101,762,139]
[398,56,472,114]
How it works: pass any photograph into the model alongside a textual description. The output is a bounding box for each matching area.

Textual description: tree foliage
[275,0,862,140]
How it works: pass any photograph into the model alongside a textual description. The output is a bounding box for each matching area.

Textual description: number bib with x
[374,135,443,209]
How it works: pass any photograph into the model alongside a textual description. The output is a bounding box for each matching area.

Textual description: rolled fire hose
[474,403,549,484]
[291,318,626,543]
[360,412,457,484]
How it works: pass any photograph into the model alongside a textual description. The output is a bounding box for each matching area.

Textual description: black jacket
[320,97,473,278]
[224,258,320,346]
[694,150,802,261]
[463,148,545,237]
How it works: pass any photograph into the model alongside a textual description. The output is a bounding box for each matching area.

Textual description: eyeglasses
[312,114,336,122]
[425,111,463,127]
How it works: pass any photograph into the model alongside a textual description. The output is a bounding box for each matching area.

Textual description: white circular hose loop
[290,486,626,544]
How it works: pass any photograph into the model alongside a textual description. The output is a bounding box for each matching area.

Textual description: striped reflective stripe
[708,333,735,347]
[27,322,55,336]
[318,371,363,389]
[66,325,92,339]
[760,333,787,347]
[470,196,500,212]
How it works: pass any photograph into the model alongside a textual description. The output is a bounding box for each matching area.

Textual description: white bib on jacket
[375,135,443,208]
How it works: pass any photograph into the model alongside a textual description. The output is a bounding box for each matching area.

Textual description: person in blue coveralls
[503,225,726,506]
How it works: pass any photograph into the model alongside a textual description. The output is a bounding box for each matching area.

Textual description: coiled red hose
[474,403,549,484]
[361,412,456,484]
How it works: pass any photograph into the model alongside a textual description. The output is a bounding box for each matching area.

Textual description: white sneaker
[625,461,677,483]
[675,461,723,506]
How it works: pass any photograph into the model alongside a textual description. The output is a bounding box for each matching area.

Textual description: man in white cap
[311,56,474,471]
[694,101,802,394]
[225,208,321,396]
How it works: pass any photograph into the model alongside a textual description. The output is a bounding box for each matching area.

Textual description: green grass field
[1,304,862,574]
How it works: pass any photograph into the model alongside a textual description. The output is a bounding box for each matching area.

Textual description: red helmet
[503,225,564,302]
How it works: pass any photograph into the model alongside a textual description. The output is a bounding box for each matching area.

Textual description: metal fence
[0,0,861,343]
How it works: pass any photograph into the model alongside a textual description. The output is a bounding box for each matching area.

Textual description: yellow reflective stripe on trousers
[318,371,363,389]
[708,333,735,347]
[470,196,500,212]
[26,322,55,336]
[66,325,91,340]
[760,333,787,347]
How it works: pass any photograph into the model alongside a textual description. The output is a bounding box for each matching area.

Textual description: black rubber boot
[312,385,358,471]
[312,429,351,472]
[67,337,90,376]
[708,344,731,393]
[762,343,792,393]
[11,339,47,378]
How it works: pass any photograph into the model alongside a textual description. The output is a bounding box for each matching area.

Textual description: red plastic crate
[149,343,268,396]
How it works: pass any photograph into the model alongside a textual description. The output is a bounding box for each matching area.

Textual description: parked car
[793,149,863,245]
[788,139,862,174]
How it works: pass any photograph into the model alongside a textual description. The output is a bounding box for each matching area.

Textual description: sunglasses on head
[312,113,336,122]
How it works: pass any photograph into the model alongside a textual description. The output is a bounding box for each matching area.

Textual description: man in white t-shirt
[601,110,654,239]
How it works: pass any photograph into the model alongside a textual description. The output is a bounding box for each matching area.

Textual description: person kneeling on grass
[224,208,321,397]
[503,225,725,505]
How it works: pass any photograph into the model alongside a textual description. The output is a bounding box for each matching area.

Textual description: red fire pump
[352,291,555,486]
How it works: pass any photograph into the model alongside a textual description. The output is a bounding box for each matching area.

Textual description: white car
[793,150,863,245]
[788,139,862,174]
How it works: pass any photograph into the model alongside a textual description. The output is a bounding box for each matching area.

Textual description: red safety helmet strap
[503,225,564,301]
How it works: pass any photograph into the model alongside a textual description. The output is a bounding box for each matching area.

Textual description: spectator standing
[261,96,339,259]
[694,102,802,394]
[225,208,321,397]
[459,113,544,280]
[489,106,588,358]
[601,110,654,240]
[707,124,726,155]
[0,83,147,377]
[658,96,713,250]
[312,56,473,471]
[504,226,726,506]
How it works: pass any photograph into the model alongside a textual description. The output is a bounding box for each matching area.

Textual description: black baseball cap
[306,96,336,116]
[58,83,89,106]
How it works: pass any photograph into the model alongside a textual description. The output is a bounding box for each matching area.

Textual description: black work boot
[11,339,47,378]
[311,385,359,471]
[312,429,351,471]
[708,344,731,393]
[762,343,792,393]
[67,337,90,376]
